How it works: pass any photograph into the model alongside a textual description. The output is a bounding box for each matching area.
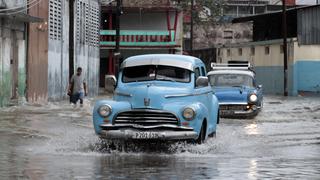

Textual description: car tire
[196,123,206,144]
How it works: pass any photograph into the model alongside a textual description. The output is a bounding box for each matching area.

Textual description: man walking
[68,67,88,106]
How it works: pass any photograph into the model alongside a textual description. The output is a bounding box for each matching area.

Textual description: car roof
[207,70,255,77]
[121,54,203,72]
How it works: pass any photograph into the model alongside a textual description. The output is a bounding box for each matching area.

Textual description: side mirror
[196,76,209,87]
[105,75,117,93]
[257,84,262,89]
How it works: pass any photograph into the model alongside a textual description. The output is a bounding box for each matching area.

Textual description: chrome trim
[98,104,112,117]
[100,129,198,140]
[112,109,180,126]
[182,107,196,121]
[121,58,194,72]
[219,102,248,105]
[114,91,132,97]
[100,124,193,130]
[165,90,212,98]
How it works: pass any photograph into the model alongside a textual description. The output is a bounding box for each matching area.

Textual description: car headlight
[98,105,112,117]
[182,107,196,120]
[249,94,258,103]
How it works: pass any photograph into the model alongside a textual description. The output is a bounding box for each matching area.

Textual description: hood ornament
[144,98,150,106]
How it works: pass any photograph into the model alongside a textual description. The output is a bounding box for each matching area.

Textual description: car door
[194,66,214,133]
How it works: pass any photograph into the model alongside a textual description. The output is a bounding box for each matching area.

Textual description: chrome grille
[220,105,247,111]
[114,110,179,126]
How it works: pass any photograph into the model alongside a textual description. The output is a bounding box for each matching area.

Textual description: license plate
[134,132,160,139]
[220,110,233,116]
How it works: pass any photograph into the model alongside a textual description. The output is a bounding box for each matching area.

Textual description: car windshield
[122,65,191,83]
[209,74,254,87]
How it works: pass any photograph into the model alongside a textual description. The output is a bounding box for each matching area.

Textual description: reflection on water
[248,159,258,180]
[245,123,259,135]
[0,96,320,179]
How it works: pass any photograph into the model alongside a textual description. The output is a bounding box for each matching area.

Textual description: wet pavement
[0,96,320,179]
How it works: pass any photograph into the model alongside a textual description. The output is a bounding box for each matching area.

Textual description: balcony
[100,30,178,49]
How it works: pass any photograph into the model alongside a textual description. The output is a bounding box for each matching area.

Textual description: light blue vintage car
[93,54,219,143]
[207,63,263,118]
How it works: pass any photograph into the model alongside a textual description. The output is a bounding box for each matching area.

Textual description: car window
[122,65,191,83]
[201,66,206,76]
[195,67,200,80]
[209,74,254,87]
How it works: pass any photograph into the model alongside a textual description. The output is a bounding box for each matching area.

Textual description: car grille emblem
[144,98,150,106]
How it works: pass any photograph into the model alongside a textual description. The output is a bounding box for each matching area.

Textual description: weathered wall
[217,39,296,95]
[74,0,100,96]
[27,0,49,103]
[47,0,70,101]
[0,0,27,106]
[293,43,320,94]
[192,22,252,49]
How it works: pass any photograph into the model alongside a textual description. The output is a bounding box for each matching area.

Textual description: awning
[0,12,43,23]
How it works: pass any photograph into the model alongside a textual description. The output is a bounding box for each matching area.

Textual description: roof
[121,54,203,71]
[207,70,255,77]
[232,4,320,23]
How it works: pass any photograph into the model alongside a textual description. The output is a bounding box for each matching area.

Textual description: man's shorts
[71,92,84,104]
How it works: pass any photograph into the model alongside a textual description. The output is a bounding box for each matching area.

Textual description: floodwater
[0,96,320,179]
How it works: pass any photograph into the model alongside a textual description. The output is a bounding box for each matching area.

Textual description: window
[122,65,191,83]
[201,67,206,76]
[265,46,270,55]
[49,0,62,40]
[227,49,231,57]
[194,67,200,80]
[223,30,233,39]
[76,0,100,46]
[238,48,242,56]
[251,47,255,55]
[209,74,254,87]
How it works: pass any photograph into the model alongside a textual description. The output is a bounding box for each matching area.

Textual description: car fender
[93,100,131,134]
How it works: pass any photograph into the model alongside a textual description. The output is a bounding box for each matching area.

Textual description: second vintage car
[207,62,263,118]
[93,54,219,143]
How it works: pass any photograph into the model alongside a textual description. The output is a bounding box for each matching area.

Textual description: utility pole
[282,0,288,96]
[114,0,121,75]
[190,0,194,55]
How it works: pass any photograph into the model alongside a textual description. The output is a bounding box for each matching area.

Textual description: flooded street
[0,96,320,179]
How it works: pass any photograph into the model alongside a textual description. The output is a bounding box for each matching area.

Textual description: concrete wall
[74,0,100,96]
[192,22,252,49]
[27,0,49,103]
[47,0,70,101]
[293,43,320,94]
[0,0,27,106]
[217,39,295,95]
[217,38,320,95]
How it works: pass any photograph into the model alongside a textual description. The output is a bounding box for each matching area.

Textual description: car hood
[115,82,192,109]
[213,86,255,104]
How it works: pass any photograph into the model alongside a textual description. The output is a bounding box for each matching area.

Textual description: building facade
[0,0,42,106]
[217,5,320,95]
[99,0,183,87]
[0,0,100,107]
[27,0,100,103]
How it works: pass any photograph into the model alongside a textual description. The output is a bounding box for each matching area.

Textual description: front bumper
[99,124,198,140]
[219,104,261,118]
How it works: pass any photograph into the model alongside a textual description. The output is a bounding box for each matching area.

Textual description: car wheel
[196,123,206,144]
